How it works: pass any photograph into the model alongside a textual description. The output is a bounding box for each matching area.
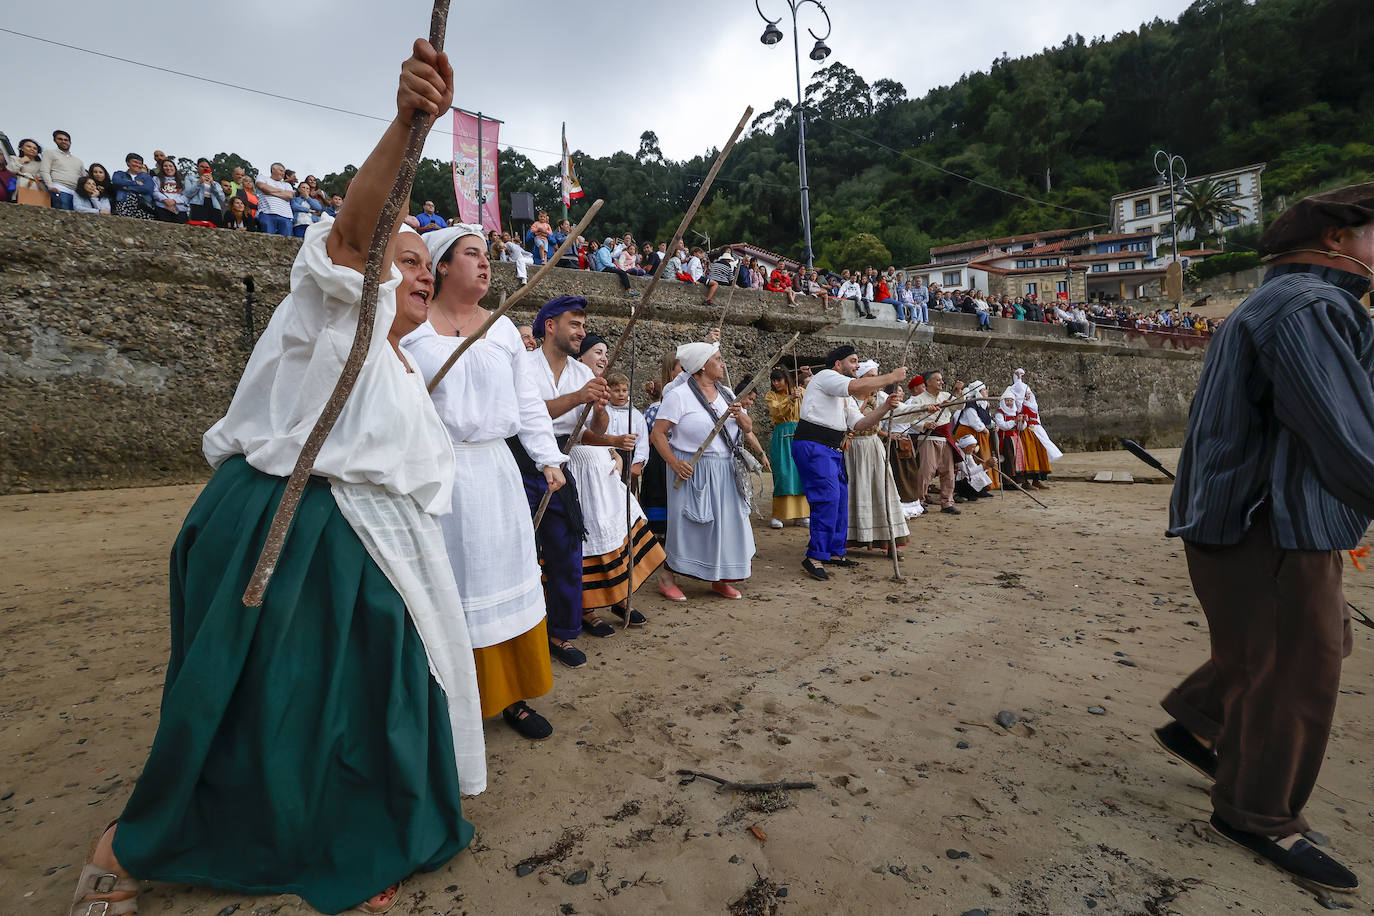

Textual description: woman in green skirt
[764,367,811,529]
[69,40,482,916]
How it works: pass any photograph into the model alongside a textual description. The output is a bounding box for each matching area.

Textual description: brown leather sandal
[69,822,138,916]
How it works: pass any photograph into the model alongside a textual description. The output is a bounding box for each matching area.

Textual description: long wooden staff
[672,333,799,489]
[979,446,1048,508]
[621,326,638,628]
[531,105,754,529]
[876,319,922,580]
[716,283,738,388]
[426,200,603,393]
[242,9,450,607]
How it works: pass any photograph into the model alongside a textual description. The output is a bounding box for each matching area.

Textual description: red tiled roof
[978,263,1088,276]
[928,225,1095,256]
[1179,248,1223,257]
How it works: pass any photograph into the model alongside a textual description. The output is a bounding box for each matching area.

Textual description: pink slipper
[711,582,742,600]
[658,582,687,602]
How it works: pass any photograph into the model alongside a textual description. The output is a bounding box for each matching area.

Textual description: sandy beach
[3,462,1371,915]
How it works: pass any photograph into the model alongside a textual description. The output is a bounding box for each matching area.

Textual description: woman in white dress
[403,224,567,740]
[650,342,755,598]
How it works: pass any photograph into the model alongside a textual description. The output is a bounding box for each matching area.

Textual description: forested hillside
[332,0,1374,269]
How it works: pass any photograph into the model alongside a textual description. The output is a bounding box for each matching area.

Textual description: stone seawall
[1,205,1203,493]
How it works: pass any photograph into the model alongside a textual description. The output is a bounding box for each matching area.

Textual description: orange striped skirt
[582,518,666,609]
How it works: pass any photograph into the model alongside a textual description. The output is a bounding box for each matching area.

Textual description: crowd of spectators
[2,127,1221,338]
[1,129,341,237]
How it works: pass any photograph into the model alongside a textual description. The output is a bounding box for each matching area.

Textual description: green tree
[835,232,891,269]
[210,152,257,180]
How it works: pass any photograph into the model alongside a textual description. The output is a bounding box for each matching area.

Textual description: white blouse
[657,382,737,457]
[402,316,563,469]
[525,349,596,437]
[202,218,455,516]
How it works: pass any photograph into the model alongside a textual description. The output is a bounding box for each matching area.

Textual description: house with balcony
[1062,230,1166,301]
[1109,162,1265,250]
[900,226,1095,293]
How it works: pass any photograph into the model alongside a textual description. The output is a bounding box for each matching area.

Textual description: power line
[817,116,1111,220]
[1,26,796,193]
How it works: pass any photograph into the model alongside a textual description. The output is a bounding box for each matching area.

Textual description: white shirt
[527,348,596,436]
[606,403,649,465]
[255,177,293,218]
[402,316,564,469]
[892,389,955,436]
[658,382,737,456]
[798,369,861,431]
[202,219,455,515]
[686,256,704,282]
[837,280,861,299]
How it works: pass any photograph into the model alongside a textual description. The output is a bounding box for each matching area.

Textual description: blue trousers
[791,439,848,561]
[258,212,292,237]
[521,467,583,641]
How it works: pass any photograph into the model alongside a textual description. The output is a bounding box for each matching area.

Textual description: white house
[1110,162,1265,248]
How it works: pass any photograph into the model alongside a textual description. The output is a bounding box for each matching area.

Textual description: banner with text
[451,109,501,230]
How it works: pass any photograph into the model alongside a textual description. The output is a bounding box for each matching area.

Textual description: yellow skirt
[582,518,666,609]
[1020,428,1050,474]
[771,494,809,520]
[473,619,553,718]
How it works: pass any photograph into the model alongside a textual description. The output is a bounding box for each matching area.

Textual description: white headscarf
[676,341,719,375]
[423,223,485,266]
[999,387,1019,415]
[856,359,879,378]
[1011,369,1029,410]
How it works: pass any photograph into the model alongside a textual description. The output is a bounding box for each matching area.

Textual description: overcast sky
[3,0,1188,181]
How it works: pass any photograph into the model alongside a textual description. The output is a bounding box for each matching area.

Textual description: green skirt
[769,421,805,497]
[112,456,473,914]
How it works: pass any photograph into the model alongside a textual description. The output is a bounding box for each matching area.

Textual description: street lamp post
[1154,149,1188,266]
[756,0,831,271]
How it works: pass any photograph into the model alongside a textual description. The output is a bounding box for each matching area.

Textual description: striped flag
[561,122,584,207]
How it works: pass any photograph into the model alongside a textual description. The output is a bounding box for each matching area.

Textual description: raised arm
[848,367,907,400]
[326,39,454,274]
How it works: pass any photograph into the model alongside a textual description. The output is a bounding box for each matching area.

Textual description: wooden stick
[717,283,738,388]
[672,333,799,489]
[531,105,754,529]
[621,325,638,629]
[982,447,1049,508]
[877,319,922,580]
[242,9,450,608]
[426,199,603,393]
[676,769,817,793]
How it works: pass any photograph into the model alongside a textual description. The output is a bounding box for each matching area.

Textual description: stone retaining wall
[0,205,1203,493]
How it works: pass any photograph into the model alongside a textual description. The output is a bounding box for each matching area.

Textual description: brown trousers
[1162,512,1353,836]
[915,438,955,509]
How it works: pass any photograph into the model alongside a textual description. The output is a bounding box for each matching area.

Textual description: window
[943,271,961,287]
[1158,194,1172,211]
[1103,243,1121,253]
[1015,259,1033,269]
[1217,178,1239,196]
[1025,282,1038,296]
[1040,258,1058,267]
[1092,264,1109,273]
[1220,211,1240,227]
[1126,241,1147,252]
[1134,198,1152,217]
[1119,261,1136,271]
[1056,280,1069,293]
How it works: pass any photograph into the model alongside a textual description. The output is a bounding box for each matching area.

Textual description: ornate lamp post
[1154,149,1189,265]
[756,0,831,270]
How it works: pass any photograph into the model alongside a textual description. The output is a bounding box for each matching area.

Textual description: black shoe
[1153,721,1217,780]
[610,602,647,627]
[548,640,587,668]
[1209,814,1359,891]
[503,701,553,740]
[582,616,616,638]
[941,506,961,515]
[802,558,829,581]
[827,556,859,568]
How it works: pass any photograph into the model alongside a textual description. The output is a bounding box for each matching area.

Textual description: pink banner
[451,109,501,230]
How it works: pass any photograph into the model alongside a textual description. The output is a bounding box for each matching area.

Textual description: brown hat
[1259,181,1374,257]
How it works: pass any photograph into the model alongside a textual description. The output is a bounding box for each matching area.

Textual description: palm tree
[1175,178,1246,242]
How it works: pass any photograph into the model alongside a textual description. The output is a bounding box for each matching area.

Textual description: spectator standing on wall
[152,158,189,223]
[185,159,225,224]
[72,175,111,215]
[111,153,157,220]
[291,184,316,237]
[254,162,295,237]
[529,210,553,264]
[6,138,45,202]
[40,129,83,210]
[86,163,115,202]
[416,199,447,233]
[223,195,258,231]
[325,193,343,218]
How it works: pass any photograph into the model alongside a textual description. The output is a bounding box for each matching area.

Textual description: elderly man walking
[1157,182,1374,893]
